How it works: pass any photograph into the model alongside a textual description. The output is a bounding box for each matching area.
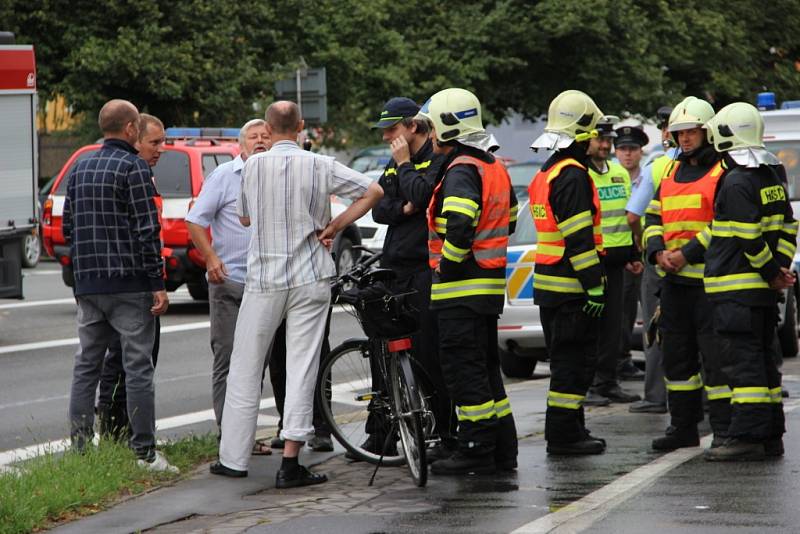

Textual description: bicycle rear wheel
[317,340,404,466]
[391,351,428,487]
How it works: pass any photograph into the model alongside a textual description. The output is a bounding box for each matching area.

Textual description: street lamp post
[296,56,309,117]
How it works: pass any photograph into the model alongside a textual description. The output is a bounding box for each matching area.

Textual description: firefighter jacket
[373,138,445,277]
[529,144,604,307]
[644,147,723,286]
[704,158,798,305]
[427,145,517,314]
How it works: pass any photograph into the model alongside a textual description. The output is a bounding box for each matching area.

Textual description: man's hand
[206,253,228,284]
[669,249,687,271]
[317,225,337,250]
[582,286,606,318]
[625,261,644,275]
[769,267,796,290]
[390,136,411,166]
[402,202,417,215]
[151,290,169,316]
[656,250,678,273]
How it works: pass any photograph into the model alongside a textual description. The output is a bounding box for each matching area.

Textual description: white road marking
[0,297,76,310]
[23,269,62,276]
[511,399,800,534]
[0,395,280,468]
[0,321,211,355]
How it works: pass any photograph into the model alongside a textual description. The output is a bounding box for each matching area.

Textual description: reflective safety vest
[427,155,511,270]
[659,160,724,279]
[650,154,676,191]
[589,161,632,248]
[528,158,603,265]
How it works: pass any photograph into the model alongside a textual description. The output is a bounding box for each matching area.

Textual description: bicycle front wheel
[391,351,428,487]
[317,340,404,466]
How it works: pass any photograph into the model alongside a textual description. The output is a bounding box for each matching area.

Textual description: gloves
[646,305,661,348]
[582,286,605,318]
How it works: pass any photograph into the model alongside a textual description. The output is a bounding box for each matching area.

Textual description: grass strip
[0,434,218,534]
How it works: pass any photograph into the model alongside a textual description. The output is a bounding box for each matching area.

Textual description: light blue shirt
[626,147,679,216]
[186,155,251,284]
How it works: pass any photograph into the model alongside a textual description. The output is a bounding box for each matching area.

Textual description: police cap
[614,125,649,148]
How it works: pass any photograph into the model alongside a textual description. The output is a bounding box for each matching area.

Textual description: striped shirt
[186,155,250,284]
[237,140,371,292]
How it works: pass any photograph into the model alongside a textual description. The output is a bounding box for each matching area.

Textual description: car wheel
[335,237,357,275]
[778,288,798,359]
[499,346,537,378]
[21,232,41,268]
[187,278,209,301]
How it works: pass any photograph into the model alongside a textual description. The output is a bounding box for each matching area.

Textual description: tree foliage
[5,0,800,146]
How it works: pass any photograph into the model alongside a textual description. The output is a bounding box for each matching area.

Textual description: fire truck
[0,33,38,298]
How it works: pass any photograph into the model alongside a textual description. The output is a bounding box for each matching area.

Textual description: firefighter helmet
[668,96,715,132]
[705,102,764,152]
[418,88,485,143]
[530,90,604,150]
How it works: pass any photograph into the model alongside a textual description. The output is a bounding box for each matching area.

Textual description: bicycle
[316,249,434,487]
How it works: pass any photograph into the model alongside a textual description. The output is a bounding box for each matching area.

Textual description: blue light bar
[780,100,800,109]
[222,128,241,138]
[757,92,777,111]
[165,127,201,137]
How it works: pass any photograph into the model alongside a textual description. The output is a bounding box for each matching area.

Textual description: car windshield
[350,146,391,173]
[765,140,800,200]
[506,163,541,201]
[54,149,99,194]
[509,201,536,246]
[153,151,192,198]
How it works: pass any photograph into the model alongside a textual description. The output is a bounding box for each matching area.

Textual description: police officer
[586,118,643,405]
[615,125,649,382]
[644,96,731,450]
[370,97,454,459]
[529,90,607,455]
[421,88,519,475]
[702,103,797,461]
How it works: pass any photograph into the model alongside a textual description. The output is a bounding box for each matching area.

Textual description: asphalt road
[0,261,364,454]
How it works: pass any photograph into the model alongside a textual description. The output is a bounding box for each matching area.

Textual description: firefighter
[702,102,797,461]
[644,96,731,450]
[422,87,519,475]
[529,90,607,455]
[586,118,643,405]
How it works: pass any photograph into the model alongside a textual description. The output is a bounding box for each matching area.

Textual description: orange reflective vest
[528,158,603,265]
[427,155,511,269]
[659,160,724,279]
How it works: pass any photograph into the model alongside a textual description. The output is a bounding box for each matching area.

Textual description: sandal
[251,438,273,456]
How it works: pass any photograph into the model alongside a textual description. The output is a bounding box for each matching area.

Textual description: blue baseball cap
[372,97,421,129]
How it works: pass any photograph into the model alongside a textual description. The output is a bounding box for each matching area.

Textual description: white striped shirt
[237,140,371,292]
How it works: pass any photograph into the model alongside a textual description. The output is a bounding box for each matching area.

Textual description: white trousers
[219,280,330,471]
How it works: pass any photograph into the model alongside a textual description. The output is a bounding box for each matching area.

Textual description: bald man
[64,99,177,473]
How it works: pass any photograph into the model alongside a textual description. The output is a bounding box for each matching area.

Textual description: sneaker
[595,384,641,403]
[584,389,611,407]
[430,451,495,475]
[628,400,668,414]
[308,435,334,452]
[704,438,765,462]
[137,451,179,474]
[652,426,699,451]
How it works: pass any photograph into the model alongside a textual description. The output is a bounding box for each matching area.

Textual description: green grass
[0,434,218,534]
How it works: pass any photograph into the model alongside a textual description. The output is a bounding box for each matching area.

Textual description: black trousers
[270,314,331,437]
[594,262,624,388]
[541,300,599,443]
[439,307,518,460]
[715,302,784,442]
[96,316,160,423]
[660,281,730,433]
[620,268,642,357]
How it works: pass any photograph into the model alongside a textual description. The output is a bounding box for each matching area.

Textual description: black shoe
[430,452,495,475]
[710,434,728,448]
[765,438,785,457]
[595,384,641,404]
[704,438,765,462]
[275,465,328,488]
[270,436,285,449]
[210,461,248,478]
[628,400,668,414]
[546,438,605,455]
[652,427,699,451]
[426,442,456,464]
[308,435,334,452]
[618,360,645,381]
[584,389,611,407]
[496,457,518,471]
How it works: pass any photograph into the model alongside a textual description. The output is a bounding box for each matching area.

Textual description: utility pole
[296,56,309,117]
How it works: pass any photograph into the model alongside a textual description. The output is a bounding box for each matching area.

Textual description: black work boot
[430,451,495,475]
[710,433,728,448]
[704,438,765,462]
[764,438,785,457]
[652,426,699,451]
[546,438,605,456]
[426,438,457,464]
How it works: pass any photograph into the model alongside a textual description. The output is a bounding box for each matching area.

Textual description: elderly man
[210,101,383,487]
[186,119,272,453]
[64,99,176,473]
[96,113,167,440]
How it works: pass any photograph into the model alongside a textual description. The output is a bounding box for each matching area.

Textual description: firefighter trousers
[541,300,599,443]
[438,307,518,461]
[659,281,730,434]
[714,302,784,442]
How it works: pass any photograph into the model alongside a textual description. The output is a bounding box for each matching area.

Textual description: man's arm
[436,165,481,280]
[62,171,74,244]
[371,167,406,225]
[626,164,655,250]
[320,182,384,241]
[127,160,165,291]
[186,171,228,283]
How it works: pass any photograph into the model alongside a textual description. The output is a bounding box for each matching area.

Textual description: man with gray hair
[186,119,272,453]
[211,101,383,487]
